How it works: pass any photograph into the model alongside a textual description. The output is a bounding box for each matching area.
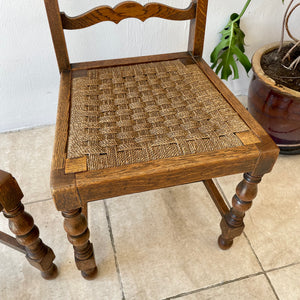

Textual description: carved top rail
[61,1,196,30]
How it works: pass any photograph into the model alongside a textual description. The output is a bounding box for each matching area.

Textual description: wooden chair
[0,170,57,279]
[44,0,279,279]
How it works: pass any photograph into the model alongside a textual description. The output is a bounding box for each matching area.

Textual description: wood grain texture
[62,208,97,279]
[0,170,57,279]
[50,72,81,211]
[236,131,261,145]
[44,0,70,72]
[4,203,58,279]
[218,173,262,250]
[51,170,81,211]
[71,52,191,71]
[65,156,87,174]
[251,135,279,177]
[0,170,26,254]
[75,146,259,205]
[188,0,208,57]
[0,231,26,254]
[61,1,196,29]
[51,71,71,171]
[0,170,23,212]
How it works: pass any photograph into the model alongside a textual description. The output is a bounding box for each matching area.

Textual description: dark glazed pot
[248,43,300,154]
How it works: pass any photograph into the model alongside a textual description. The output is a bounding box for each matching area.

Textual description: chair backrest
[44,0,208,73]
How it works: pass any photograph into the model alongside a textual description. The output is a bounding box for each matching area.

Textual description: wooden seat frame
[0,170,57,279]
[44,0,279,279]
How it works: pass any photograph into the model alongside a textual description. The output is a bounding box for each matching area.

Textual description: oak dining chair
[44,0,279,279]
[0,170,57,279]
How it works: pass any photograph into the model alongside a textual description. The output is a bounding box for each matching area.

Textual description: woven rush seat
[67,60,249,171]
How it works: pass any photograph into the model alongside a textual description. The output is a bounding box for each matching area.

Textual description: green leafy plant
[210,0,252,80]
[210,0,300,81]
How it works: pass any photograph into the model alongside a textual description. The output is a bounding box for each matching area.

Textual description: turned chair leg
[218,172,262,250]
[3,203,58,279]
[62,208,97,279]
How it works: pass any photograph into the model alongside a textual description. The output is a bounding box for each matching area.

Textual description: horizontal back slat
[61,1,197,30]
[44,0,208,72]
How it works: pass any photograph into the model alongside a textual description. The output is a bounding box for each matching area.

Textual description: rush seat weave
[67,59,249,170]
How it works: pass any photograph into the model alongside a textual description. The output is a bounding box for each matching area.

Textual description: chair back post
[188,0,208,57]
[44,0,70,73]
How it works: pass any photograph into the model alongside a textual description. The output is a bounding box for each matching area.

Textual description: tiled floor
[0,125,299,300]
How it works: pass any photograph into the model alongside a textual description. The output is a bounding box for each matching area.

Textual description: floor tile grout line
[104,200,126,300]
[243,232,280,300]
[24,197,53,206]
[266,261,300,274]
[0,124,55,135]
[264,273,281,300]
[161,271,265,300]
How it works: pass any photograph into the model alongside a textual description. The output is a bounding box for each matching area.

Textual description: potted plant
[210,0,300,154]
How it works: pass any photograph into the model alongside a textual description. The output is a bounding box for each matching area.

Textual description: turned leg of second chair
[218,172,262,250]
[4,203,58,279]
[62,208,97,279]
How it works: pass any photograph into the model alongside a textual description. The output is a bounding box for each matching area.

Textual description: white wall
[0,0,296,132]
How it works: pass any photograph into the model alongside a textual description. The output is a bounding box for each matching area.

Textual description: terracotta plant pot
[248,42,300,154]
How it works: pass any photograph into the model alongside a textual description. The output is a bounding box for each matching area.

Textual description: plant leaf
[210,13,251,80]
